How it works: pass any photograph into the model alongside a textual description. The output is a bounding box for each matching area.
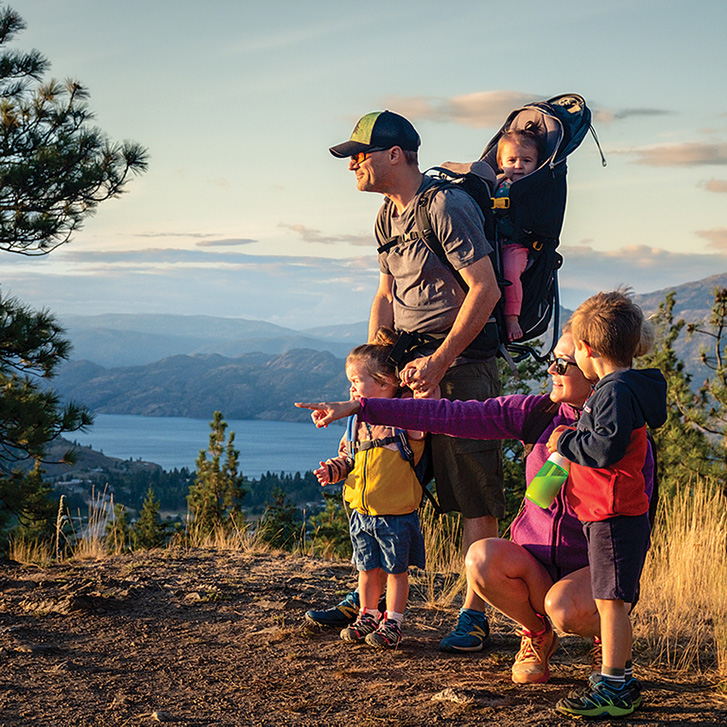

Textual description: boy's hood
[607,368,668,429]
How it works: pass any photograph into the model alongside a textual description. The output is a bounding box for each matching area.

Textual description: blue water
[71,414,344,477]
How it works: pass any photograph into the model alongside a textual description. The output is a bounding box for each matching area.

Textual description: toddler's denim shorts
[349,510,426,574]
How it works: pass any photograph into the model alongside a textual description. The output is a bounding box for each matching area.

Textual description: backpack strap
[520,396,561,459]
[393,428,442,514]
[376,182,468,291]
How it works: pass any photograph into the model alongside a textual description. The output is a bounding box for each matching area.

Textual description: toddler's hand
[313,461,331,486]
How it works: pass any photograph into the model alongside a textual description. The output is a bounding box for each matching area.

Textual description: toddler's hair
[346,327,399,387]
[496,128,545,168]
[570,290,649,367]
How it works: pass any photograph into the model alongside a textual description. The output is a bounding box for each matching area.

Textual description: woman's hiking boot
[340,611,380,642]
[438,608,490,652]
[511,618,559,684]
[556,677,634,718]
[365,618,402,649]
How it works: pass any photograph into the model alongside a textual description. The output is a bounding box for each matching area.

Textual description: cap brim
[329,140,371,158]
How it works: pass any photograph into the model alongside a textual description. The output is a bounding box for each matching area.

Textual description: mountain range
[59,313,368,367]
[53,273,727,421]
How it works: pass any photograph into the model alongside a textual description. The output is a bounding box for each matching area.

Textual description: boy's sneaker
[572,673,643,710]
[511,619,559,684]
[626,676,644,709]
[305,590,360,628]
[340,611,380,642]
[365,618,402,649]
[556,677,634,718]
[438,608,490,652]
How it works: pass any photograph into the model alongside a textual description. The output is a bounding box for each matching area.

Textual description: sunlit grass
[636,476,727,674]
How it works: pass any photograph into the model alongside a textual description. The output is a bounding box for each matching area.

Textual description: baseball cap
[329,111,420,158]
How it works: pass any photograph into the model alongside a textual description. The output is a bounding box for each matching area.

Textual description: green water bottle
[525,452,570,508]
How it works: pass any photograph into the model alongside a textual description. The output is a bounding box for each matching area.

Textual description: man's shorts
[583,513,650,603]
[431,358,504,519]
[349,510,426,574]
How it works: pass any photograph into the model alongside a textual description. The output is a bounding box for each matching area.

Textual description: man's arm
[368,271,395,342]
[400,255,500,395]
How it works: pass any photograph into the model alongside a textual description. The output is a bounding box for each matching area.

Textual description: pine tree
[307,491,351,559]
[0,6,146,544]
[257,488,303,551]
[639,291,717,497]
[0,293,92,538]
[0,7,147,256]
[187,412,246,535]
[132,486,168,550]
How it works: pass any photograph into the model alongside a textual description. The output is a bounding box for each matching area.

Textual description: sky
[2,0,727,330]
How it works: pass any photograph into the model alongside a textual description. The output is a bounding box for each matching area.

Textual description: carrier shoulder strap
[376,181,468,291]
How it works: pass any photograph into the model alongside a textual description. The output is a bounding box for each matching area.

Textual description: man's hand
[400,355,448,398]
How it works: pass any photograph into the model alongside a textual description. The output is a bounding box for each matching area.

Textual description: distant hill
[55,349,349,422]
[52,274,727,421]
[60,313,368,367]
[632,272,727,383]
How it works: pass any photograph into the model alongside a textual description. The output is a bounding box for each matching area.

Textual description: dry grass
[7,536,53,566]
[414,502,467,608]
[637,476,727,674]
[179,517,266,553]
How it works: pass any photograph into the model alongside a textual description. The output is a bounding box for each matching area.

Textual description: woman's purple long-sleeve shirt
[359,393,655,581]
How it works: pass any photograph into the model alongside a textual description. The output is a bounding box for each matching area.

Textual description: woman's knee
[465,538,509,584]
[545,585,598,636]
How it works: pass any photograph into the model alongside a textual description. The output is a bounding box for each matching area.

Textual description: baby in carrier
[494,128,546,342]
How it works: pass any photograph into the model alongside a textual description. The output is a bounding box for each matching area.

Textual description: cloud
[136,232,212,239]
[382,91,540,128]
[1,253,379,329]
[384,93,673,132]
[6,241,727,331]
[696,229,727,250]
[279,223,373,247]
[618,142,727,166]
[592,107,673,124]
[195,238,257,248]
[702,179,727,193]
[557,243,727,309]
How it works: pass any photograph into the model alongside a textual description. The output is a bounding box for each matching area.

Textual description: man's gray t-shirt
[375,175,493,335]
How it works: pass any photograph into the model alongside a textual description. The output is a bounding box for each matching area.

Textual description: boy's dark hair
[570,290,646,367]
[496,128,545,168]
[346,327,400,387]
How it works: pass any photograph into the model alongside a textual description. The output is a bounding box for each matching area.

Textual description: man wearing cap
[305,110,503,653]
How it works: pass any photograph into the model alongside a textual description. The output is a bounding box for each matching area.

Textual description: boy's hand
[546,425,570,454]
[295,400,360,428]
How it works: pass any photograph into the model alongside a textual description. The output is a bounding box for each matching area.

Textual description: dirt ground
[0,549,725,727]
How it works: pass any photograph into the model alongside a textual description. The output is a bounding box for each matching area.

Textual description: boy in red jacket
[547,290,667,718]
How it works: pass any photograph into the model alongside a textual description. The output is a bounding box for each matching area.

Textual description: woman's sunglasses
[549,356,577,376]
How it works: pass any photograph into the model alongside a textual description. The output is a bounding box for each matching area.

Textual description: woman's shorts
[583,513,650,603]
[349,510,426,574]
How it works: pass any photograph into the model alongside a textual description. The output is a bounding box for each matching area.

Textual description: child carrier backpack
[480,93,604,361]
[378,93,603,366]
[344,415,441,513]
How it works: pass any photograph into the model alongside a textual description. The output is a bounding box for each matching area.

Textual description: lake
[71,414,344,477]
